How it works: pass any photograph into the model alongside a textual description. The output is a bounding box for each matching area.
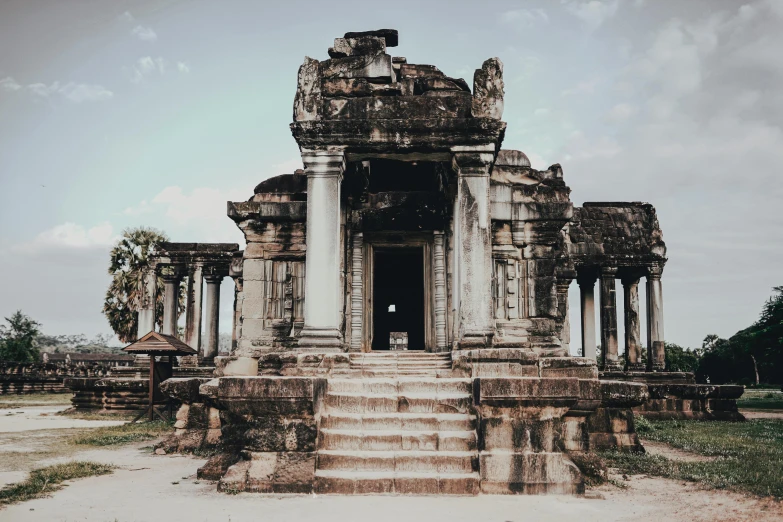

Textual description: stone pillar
[137,267,157,337]
[555,273,575,353]
[298,150,345,351]
[452,144,496,348]
[433,231,448,352]
[231,276,243,351]
[203,270,223,362]
[160,266,183,337]
[229,253,244,353]
[184,264,203,351]
[349,232,363,352]
[578,273,597,360]
[599,267,622,370]
[646,265,666,371]
[623,276,643,371]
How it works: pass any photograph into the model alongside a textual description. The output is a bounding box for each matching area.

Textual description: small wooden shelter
[123,331,197,422]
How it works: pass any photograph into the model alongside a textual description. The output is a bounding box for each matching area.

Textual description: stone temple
[137,29,743,495]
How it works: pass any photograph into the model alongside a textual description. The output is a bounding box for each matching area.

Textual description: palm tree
[102,227,179,342]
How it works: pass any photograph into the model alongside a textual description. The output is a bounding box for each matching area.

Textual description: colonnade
[577,265,665,372]
[137,261,230,363]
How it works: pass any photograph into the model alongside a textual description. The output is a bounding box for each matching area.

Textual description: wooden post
[148,355,155,422]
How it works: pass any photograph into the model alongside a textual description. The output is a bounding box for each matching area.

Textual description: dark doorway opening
[372,248,425,351]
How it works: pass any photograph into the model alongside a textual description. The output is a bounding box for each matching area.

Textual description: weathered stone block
[214,357,259,377]
[324,93,472,120]
[160,378,209,404]
[321,54,392,80]
[198,452,240,480]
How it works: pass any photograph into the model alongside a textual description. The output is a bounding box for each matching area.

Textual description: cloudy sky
[0,0,781,350]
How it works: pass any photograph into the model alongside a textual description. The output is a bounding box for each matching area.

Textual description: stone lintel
[291,119,506,152]
[228,201,307,223]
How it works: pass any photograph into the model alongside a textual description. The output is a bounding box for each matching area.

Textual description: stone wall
[600,372,745,421]
[64,378,149,412]
[1,362,114,395]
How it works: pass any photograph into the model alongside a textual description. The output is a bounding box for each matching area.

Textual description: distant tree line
[660,287,783,386]
[0,311,121,363]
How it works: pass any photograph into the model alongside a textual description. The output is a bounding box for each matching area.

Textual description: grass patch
[0,394,73,409]
[601,418,783,498]
[0,461,114,506]
[738,390,783,410]
[70,420,172,446]
[58,409,137,422]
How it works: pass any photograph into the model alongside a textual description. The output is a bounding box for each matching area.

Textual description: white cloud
[27,82,60,98]
[131,25,157,42]
[118,11,134,23]
[1,79,113,103]
[563,0,619,30]
[605,102,637,123]
[560,78,601,96]
[533,107,550,116]
[501,8,549,26]
[128,56,190,83]
[15,222,117,253]
[0,76,21,91]
[58,82,113,103]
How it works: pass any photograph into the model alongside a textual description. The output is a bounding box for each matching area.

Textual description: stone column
[298,150,345,351]
[229,252,244,353]
[555,273,575,353]
[349,232,363,352]
[137,267,157,337]
[433,231,448,352]
[599,267,622,370]
[184,264,203,351]
[203,269,223,361]
[646,265,666,371]
[160,266,183,337]
[623,276,643,371]
[578,273,597,360]
[452,144,496,348]
[231,276,243,351]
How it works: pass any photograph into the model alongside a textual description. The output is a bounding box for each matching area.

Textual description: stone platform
[601,371,745,421]
[156,351,654,495]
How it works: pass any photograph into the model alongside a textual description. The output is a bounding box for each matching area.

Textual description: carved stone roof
[290,30,506,152]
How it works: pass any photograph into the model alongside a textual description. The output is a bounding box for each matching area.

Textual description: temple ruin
[129,29,743,494]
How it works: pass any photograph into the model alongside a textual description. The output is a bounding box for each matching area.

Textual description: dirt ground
[0,402,781,522]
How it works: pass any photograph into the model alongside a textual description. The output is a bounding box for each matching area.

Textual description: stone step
[350,368,453,374]
[321,412,476,431]
[328,378,472,395]
[317,450,478,473]
[324,392,472,414]
[350,361,452,368]
[314,470,480,495]
[318,429,477,452]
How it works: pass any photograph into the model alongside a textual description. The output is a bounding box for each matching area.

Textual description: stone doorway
[371,247,425,351]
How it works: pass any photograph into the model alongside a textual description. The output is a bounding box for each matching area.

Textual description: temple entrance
[371,248,425,351]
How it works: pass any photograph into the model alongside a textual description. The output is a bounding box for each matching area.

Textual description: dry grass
[603,418,783,498]
[0,461,114,506]
[69,420,172,446]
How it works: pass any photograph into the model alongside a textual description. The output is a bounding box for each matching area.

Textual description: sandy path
[0,406,124,433]
[0,445,780,522]
[740,409,783,420]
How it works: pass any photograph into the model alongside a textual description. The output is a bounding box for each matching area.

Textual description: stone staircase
[315,352,480,494]
[348,351,453,377]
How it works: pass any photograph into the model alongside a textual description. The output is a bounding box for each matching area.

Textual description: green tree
[0,311,41,363]
[664,342,700,373]
[102,227,179,343]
